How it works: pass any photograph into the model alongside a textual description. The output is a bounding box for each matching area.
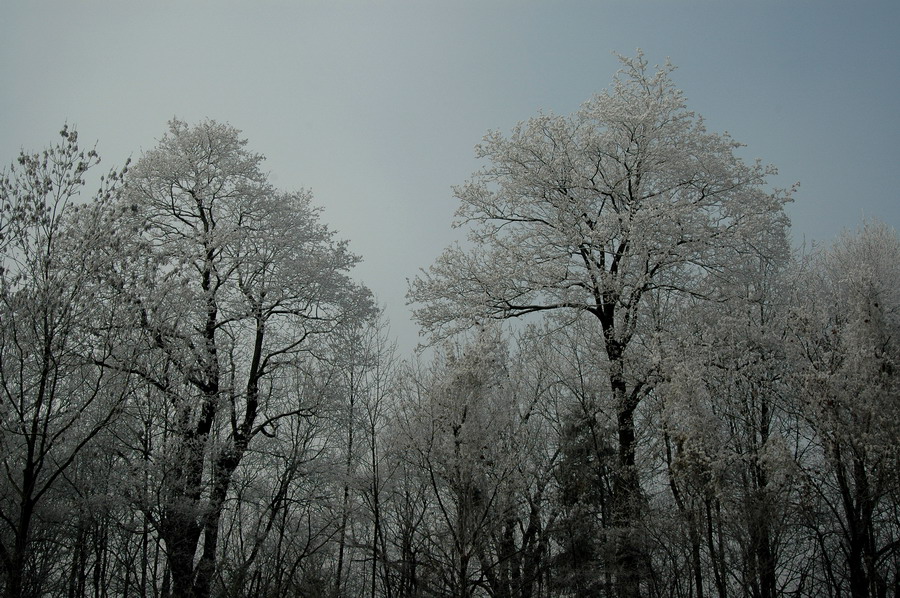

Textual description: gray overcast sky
[3,1,899,353]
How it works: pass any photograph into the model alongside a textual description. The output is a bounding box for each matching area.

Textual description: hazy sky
[3,1,899,353]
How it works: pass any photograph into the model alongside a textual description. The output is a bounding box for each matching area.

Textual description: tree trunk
[705,498,727,598]
[7,497,36,598]
[598,306,646,598]
[336,385,356,597]
[159,428,206,598]
[833,445,872,598]
[162,526,201,598]
[192,446,244,598]
[613,384,643,598]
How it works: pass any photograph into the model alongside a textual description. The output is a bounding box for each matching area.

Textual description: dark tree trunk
[7,497,36,598]
[611,370,644,598]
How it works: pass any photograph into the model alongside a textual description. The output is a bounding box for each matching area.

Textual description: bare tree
[0,127,131,598]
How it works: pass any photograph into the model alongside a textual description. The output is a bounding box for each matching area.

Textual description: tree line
[1,53,897,598]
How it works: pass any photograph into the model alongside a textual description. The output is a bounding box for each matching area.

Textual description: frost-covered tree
[330,314,400,598]
[401,332,515,597]
[655,260,809,598]
[97,120,375,598]
[215,362,348,598]
[529,317,622,597]
[395,330,546,598]
[409,52,790,597]
[0,127,131,598]
[790,221,900,598]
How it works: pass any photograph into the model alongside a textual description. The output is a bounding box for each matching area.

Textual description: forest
[1,54,898,598]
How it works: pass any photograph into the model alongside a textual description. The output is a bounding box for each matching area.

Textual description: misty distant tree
[790,222,900,598]
[326,313,400,598]
[389,329,562,598]
[215,363,347,598]
[409,52,791,598]
[519,316,618,596]
[656,281,806,598]
[97,120,375,598]
[399,332,519,598]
